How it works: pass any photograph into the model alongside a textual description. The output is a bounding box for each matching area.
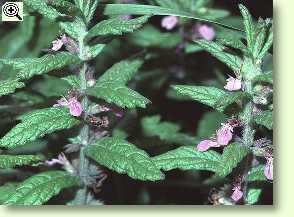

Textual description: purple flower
[216,123,233,146]
[120,14,132,20]
[197,140,218,152]
[45,153,67,166]
[161,16,179,30]
[231,185,243,202]
[198,24,215,41]
[264,156,273,180]
[224,76,242,91]
[51,39,64,51]
[54,97,83,117]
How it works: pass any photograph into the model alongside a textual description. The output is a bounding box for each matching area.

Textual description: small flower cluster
[54,96,83,117]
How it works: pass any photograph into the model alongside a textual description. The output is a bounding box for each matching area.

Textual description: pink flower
[231,185,243,202]
[161,16,179,30]
[51,39,64,51]
[68,97,83,117]
[45,153,67,166]
[198,24,215,41]
[224,76,242,91]
[197,140,218,152]
[54,97,83,117]
[264,156,273,180]
[216,123,233,146]
[120,14,132,20]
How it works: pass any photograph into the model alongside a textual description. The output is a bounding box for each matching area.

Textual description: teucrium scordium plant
[0,0,272,205]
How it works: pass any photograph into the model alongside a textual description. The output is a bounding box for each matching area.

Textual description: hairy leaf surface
[0,155,42,169]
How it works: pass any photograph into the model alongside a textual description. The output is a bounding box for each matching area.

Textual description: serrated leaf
[87,82,150,108]
[239,4,254,52]
[0,79,25,97]
[255,110,273,130]
[0,155,42,169]
[12,92,44,106]
[0,52,81,80]
[217,143,249,177]
[86,44,106,59]
[246,165,267,182]
[172,85,244,112]
[74,0,99,24]
[98,59,143,85]
[152,146,222,172]
[258,29,273,59]
[86,16,150,39]
[102,4,242,31]
[0,183,18,204]
[253,26,267,59]
[24,0,66,20]
[84,137,164,181]
[60,17,87,40]
[253,71,273,84]
[3,171,80,205]
[0,108,80,149]
[246,188,262,205]
[141,115,198,146]
[62,75,81,89]
[195,40,242,71]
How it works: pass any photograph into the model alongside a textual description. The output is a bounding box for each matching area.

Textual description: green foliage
[87,59,150,108]
[60,17,87,41]
[152,146,222,173]
[0,79,25,97]
[253,71,273,84]
[172,85,244,112]
[84,137,164,181]
[246,188,262,205]
[24,0,66,20]
[141,115,198,146]
[3,171,80,205]
[246,165,267,182]
[255,110,273,130]
[197,112,226,139]
[0,155,42,169]
[238,4,254,52]
[195,40,242,71]
[74,0,99,24]
[0,183,18,204]
[0,52,81,80]
[0,108,80,149]
[217,143,249,177]
[86,16,150,39]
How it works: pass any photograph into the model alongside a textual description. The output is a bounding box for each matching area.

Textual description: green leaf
[87,59,150,108]
[84,137,164,181]
[253,26,267,59]
[24,0,66,20]
[87,82,150,109]
[0,155,42,169]
[0,52,81,80]
[0,183,18,204]
[74,0,99,24]
[98,59,143,85]
[246,188,262,205]
[129,25,181,48]
[258,29,273,59]
[102,4,242,31]
[141,115,198,146]
[0,108,80,149]
[253,71,273,84]
[195,40,242,71]
[172,85,244,112]
[239,4,255,52]
[86,44,106,59]
[152,146,222,172]
[3,171,80,205]
[0,16,35,58]
[62,75,81,89]
[0,79,25,97]
[217,143,249,177]
[255,110,273,130]
[60,17,87,40]
[86,16,150,39]
[246,165,267,182]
